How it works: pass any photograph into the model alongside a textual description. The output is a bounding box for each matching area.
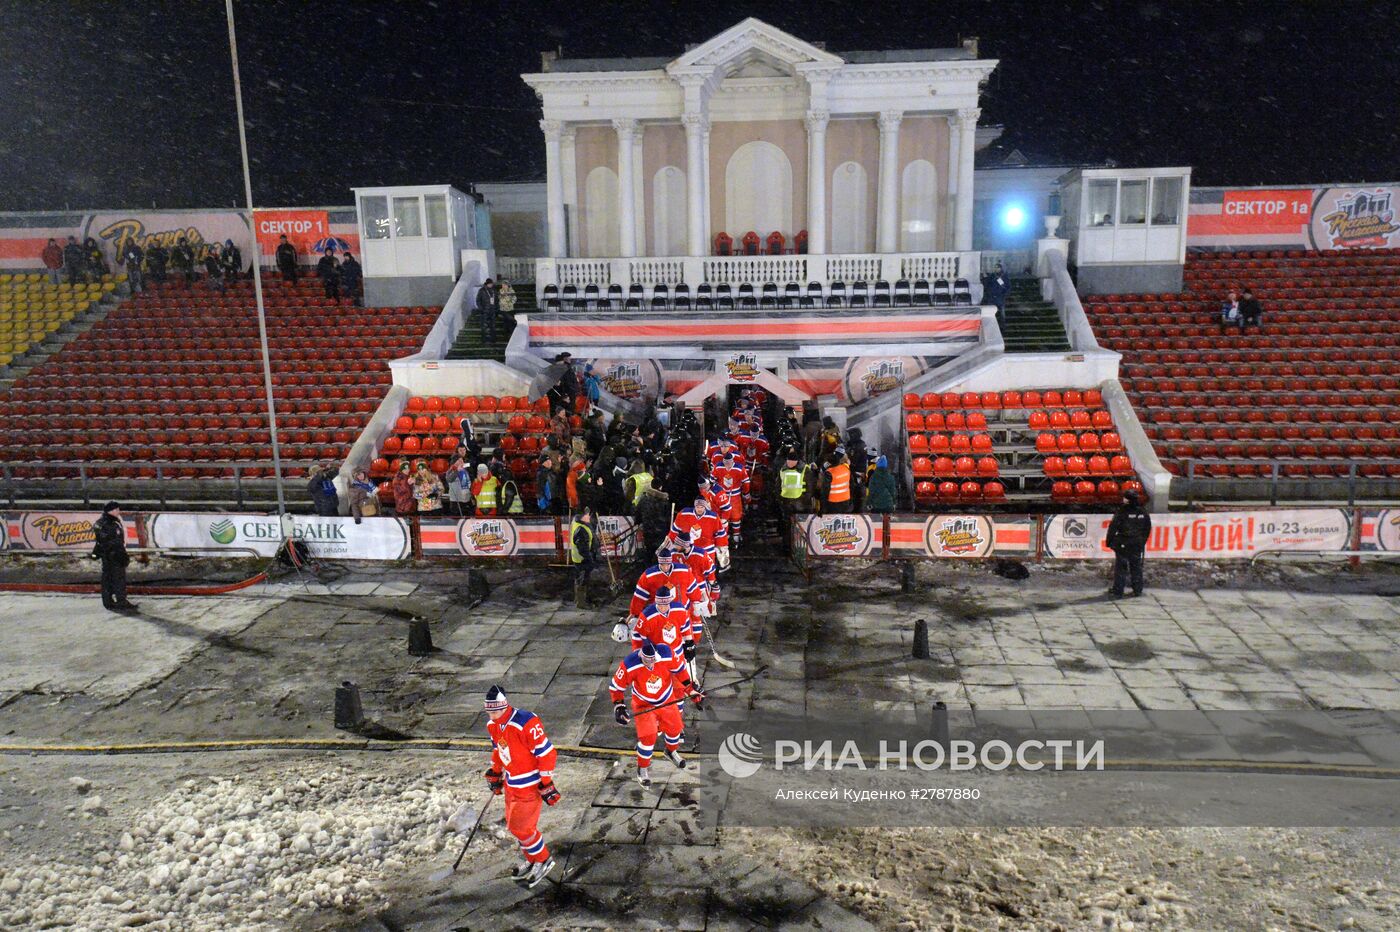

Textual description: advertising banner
[1362,509,1400,552]
[147,513,409,560]
[597,516,638,558]
[419,517,558,558]
[83,211,254,273]
[887,514,1032,558]
[1188,183,1400,252]
[1309,187,1400,251]
[585,359,663,401]
[253,210,331,257]
[1043,510,1352,560]
[4,511,137,552]
[801,514,878,557]
[1188,190,1312,237]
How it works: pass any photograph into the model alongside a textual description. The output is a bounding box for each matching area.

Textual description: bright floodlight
[1001,204,1027,231]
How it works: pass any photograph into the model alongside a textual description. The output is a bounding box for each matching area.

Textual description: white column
[805,110,829,255]
[560,125,578,257]
[701,124,712,245]
[632,129,645,255]
[541,119,566,259]
[954,107,980,252]
[944,114,960,253]
[682,113,708,257]
[876,110,902,253]
[614,118,638,258]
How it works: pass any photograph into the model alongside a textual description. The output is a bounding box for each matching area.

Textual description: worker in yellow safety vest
[777,453,808,553]
[569,509,600,608]
[472,465,500,516]
[823,449,852,514]
[626,460,654,508]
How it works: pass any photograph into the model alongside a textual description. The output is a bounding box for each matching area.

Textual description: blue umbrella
[312,236,351,254]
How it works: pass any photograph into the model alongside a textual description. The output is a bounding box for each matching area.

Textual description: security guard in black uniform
[1106,490,1153,598]
[92,501,138,613]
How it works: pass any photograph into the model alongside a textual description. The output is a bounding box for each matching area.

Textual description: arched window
[725,141,792,241]
[900,159,938,251]
[583,166,619,257]
[831,161,871,253]
[652,166,687,257]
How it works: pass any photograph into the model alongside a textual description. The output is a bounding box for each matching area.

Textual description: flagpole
[224,0,287,513]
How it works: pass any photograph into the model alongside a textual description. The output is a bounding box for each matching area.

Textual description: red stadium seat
[954,456,976,477]
[909,434,930,453]
[946,412,967,430]
[933,456,955,477]
[1043,456,1066,476]
[924,412,946,430]
[976,456,999,477]
[912,456,933,476]
[928,434,950,454]
[982,480,1006,500]
[959,480,982,499]
[904,393,921,409]
[906,413,925,431]
[1028,411,1050,430]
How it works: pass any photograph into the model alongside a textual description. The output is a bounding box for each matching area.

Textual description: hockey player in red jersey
[626,547,698,620]
[483,685,559,887]
[610,638,704,786]
[631,586,693,656]
[669,495,729,571]
[671,537,716,651]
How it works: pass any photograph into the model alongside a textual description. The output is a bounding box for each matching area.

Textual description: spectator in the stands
[348,468,379,522]
[476,277,499,343]
[276,234,298,283]
[42,238,63,285]
[498,278,517,316]
[583,363,602,414]
[1239,288,1263,332]
[221,239,243,283]
[412,460,445,516]
[1218,290,1243,333]
[865,455,897,515]
[445,446,472,516]
[84,237,109,279]
[471,463,500,516]
[566,453,585,512]
[535,454,558,514]
[391,461,415,515]
[339,251,362,305]
[308,463,339,516]
[170,236,195,286]
[119,240,145,293]
[316,250,340,300]
[204,243,225,291]
[145,242,168,284]
[62,236,86,284]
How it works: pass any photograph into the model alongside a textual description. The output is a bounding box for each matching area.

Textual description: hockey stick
[429,792,496,883]
[628,664,768,719]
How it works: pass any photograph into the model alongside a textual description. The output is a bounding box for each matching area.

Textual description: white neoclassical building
[520,18,998,292]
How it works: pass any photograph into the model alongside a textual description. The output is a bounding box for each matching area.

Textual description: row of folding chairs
[542,278,974,312]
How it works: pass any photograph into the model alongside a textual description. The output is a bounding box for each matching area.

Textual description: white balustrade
[497,256,536,281]
[533,251,979,300]
[823,255,883,283]
[901,253,962,282]
[554,259,613,288]
[703,256,809,285]
[629,258,688,286]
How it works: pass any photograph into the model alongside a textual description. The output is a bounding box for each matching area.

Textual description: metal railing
[0,460,321,509]
[1180,458,1393,506]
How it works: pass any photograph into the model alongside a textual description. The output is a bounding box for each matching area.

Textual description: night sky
[2,0,1398,211]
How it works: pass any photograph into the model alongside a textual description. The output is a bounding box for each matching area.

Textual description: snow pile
[0,760,478,930]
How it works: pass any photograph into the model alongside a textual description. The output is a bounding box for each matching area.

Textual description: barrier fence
[2,508,1396,561]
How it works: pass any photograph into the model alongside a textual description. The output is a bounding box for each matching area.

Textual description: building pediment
[667,17,844,79]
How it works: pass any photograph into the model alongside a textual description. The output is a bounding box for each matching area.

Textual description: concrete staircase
[444,286,533,361]
[1001,278,1071,353]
